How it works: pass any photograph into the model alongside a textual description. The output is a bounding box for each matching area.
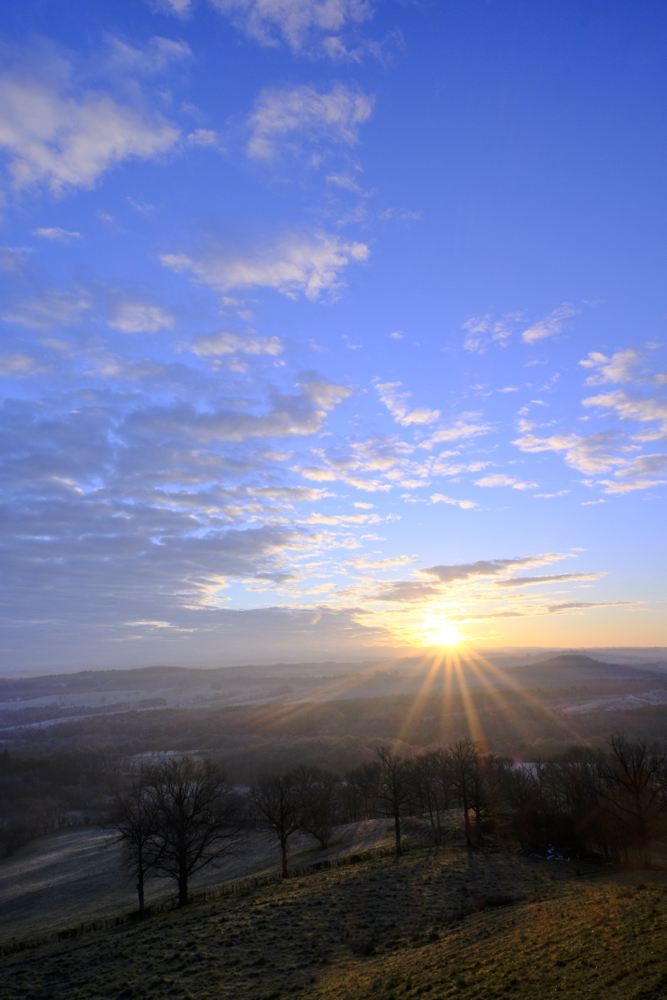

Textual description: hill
[509,653,663,688]
[3,844,667,999]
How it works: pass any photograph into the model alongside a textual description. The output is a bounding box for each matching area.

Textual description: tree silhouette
[110,772,162,915]
[376,746,412,857]
[250,772,301,877]
[150,756,244,906]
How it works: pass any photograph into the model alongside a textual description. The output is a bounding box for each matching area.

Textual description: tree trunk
[462,793,472,849]
[474,805,483,845]
[137,877,145,915]
[178,873,188,907]
[394,811,402,857]
[280,836,289,877]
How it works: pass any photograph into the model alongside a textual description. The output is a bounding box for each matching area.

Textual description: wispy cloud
[419,414,490,447]
[105,35,192,74]
[247,83,373,159]
[579,348,645,385]
[161,232,369,300]
[582,391,667,437]
[208,0,376,53]
[191,330,283,357]
[462,314,514,353]
[33,227,82,243]
[0,353,39,376]
[430,493,477,509]
[374,380,440,426]
[0,69,179,193]
[474,473,538,490]
[521,303,580,344]
[3,288,92,329]
[108,301,175,333]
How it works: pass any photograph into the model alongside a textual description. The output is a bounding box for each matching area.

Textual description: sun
[422,622,463,646]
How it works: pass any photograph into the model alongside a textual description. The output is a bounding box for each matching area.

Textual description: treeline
[114,735,667,913]
[0,748,117,857]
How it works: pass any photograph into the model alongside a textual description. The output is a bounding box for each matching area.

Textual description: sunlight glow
[421,622,462,646]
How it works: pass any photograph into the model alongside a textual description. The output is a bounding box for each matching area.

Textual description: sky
[1,0,666,672]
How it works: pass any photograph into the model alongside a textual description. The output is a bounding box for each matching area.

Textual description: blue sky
[1,0,666,670]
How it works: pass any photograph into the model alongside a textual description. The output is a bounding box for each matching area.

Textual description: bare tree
[412,750,445,845]
[604,735,667,866]
[293,765,341,849]
[109,773,162,915]
[249,772,301,877]
[150,755,244,906]
[343,761,382,822]
[376,746,413,857]
[448,738,480,848]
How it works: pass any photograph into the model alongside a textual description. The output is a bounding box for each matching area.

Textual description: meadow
[3,840,667,1000]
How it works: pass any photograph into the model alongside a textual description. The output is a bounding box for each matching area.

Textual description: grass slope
[4,846,667,1000]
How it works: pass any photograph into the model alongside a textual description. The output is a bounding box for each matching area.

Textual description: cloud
[374,381,440,426]
[0,247,28,272]
[474,473,538,490]
[106,35,192,74]
[369,580,445,603]
[161,231,369,300]
[191,330,283,357]
[208,0,376,52]
[301,511,377,525]
[108,301,175,333]
[247,83,373,159]
[151,0,192,17]
[582,391,667,437]
[344,554,418,570]
[430,493,478,510]
[0,72,179,193]
[493,572,606,588]
[125,378,352,442]
[3,288,92,329]
[0,353,38,375]
[598,478,666,494]
[419,414,490,446]
[579,348,644,385]
[544,600,636,614]
[521,303,580,344]
[32,227,81,243]
[187,128,219,146]
[462,314,514,353]
[512,428,634,475]
[419,553,570,585]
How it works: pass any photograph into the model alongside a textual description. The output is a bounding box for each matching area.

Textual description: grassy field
[0,818,403,943]
[4,840,667,1000]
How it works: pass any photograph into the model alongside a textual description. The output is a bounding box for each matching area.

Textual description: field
[4,840,667,1000]
[0,818,403,943]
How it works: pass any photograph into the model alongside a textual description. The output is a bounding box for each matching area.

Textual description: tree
[603,735,667,866]
[376,746,412,857]
[343,761,382,823]
[447,738,480,848]
[110,773,162,915]
[412,750,445,845]
[293,765,341,849]
[250,772,302,877]
[150,755,244,907]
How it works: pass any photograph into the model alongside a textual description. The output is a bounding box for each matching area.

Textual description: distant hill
[509,653,664,688]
